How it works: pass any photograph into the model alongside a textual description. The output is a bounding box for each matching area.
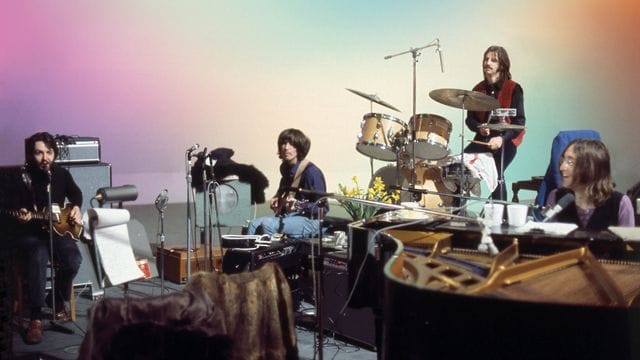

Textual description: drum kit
[350,86,524,209]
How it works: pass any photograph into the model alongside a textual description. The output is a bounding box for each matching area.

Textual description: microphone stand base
[49,320,74,335]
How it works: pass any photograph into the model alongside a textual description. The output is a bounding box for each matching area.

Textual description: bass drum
[400,162,453,209]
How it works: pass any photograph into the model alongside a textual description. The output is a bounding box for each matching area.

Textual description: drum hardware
[429,88,500,210]
[346,88,401,113]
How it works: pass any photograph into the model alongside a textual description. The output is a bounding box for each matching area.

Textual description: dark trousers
[13,228,82,312]
[465,141,518,201]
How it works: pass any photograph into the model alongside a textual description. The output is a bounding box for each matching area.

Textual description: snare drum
[409,114,452,160]
[357,113,407,161]
[400,162,453,209]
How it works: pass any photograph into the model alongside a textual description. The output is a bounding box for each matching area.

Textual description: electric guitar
[1,203,84,240]
[274,192,309,217]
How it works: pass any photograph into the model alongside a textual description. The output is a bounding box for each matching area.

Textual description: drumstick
[467,140,490,146]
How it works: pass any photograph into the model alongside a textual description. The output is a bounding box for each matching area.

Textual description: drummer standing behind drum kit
[462,45,526,201]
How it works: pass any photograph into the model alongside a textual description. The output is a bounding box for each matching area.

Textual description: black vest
[555,188,622,231]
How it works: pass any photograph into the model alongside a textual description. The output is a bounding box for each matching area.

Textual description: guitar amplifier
[321,251,376,349]
[222,240,302,275]
[53,136,101,164]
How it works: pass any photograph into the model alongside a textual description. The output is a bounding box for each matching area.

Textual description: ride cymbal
[429,88,499,111]
[346,88,401,112]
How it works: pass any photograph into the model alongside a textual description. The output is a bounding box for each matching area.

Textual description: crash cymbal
[346,88,401,112]
[429,88,499,111]
[479,123,526,131]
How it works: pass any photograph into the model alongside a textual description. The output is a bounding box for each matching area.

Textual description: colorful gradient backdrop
[1,0,638,204]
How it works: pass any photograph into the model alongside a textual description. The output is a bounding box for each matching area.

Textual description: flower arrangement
[337,176,400,221]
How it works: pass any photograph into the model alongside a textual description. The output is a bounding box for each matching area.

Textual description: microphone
[436,41,444,73]
[155,189,169,211]
[186,143,199,154]
[542,192,575,222]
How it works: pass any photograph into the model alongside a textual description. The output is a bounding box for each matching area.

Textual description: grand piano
[348,212,640,360]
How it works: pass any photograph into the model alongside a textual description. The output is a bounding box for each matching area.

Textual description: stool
[13,263,76,322]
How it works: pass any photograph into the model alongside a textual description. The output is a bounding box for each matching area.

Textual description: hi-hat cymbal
[346,88,401,112]
[479,123,526,131]
[429,88,499,111]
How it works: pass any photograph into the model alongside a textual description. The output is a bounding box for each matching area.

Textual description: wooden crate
[156,246,223,284]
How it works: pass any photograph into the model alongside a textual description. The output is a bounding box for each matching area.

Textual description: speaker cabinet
[60,163,112,298]
[322,251,376,349]
[61,163,112,212]
[195,180,251,228]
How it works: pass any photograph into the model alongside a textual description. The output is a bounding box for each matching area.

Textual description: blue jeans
[247,213,320,239]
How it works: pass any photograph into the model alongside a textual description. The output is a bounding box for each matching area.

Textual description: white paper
[514,220,578,236]
[609,226,640,242]
[86,208,144,286]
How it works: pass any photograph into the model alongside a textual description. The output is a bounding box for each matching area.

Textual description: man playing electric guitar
[248,128,328,239]
[11,132,83,344]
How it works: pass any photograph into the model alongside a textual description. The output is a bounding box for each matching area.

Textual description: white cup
[483,203,504,226]
[507,204,528,227]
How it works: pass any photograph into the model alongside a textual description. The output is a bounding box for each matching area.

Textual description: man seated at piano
[247,128,328,239]
[546,138,634,229]
[11,132,83,344]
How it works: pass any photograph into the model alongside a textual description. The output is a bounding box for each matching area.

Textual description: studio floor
[8,278,377,360]
[4,203,377,359]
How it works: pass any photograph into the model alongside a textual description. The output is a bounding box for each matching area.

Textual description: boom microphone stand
[384,39,444,189]
[185,144,199,280]
[45,168,73,334]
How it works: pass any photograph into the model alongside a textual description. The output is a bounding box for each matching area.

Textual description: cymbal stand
[493,110,516,200]
[384,40,440,188]
[459,101,469,209]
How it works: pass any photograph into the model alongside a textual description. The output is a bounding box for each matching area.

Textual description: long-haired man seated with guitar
[11,132,83,344]
[247,128,328,239]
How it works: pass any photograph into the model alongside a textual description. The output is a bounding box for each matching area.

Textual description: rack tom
[409,114,452,160]
[356,113,407,161]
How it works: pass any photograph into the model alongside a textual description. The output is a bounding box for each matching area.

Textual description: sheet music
[87,208,144,286]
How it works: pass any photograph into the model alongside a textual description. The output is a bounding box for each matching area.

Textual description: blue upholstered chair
[534,130,602,208]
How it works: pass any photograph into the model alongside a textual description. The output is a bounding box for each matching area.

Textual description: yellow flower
[337,176,400,220]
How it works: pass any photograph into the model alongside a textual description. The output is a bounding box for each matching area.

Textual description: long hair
[563,138,614,206]
[484,45,512,81]
[24,132,58,167]
[277,128,310,160]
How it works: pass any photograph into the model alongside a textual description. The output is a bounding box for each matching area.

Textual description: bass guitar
[1,203,84,240]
